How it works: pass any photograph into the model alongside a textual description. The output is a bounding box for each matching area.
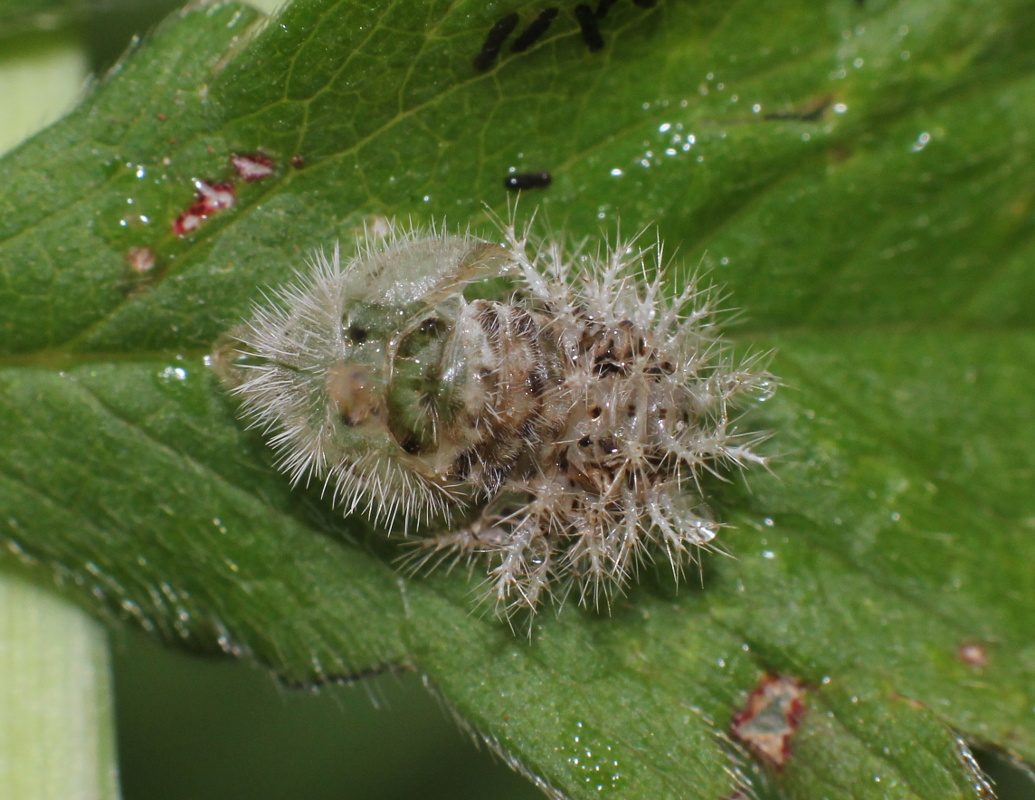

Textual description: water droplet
[158,366,188,382]
[558,721,624,793]
[753,378,777,402]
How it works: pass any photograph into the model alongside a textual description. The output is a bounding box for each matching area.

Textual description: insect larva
[473,12,520,71]
[213,220,773,622]
[503,171,552,191]
[510,8,559,53]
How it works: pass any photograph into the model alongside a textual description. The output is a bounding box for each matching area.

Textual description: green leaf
[2,1,1033,797]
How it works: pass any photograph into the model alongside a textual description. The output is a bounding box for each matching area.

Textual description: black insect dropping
[504,172,553,191]
[511,8,560,53]
[474,12,520,71]
[574,4,605,52]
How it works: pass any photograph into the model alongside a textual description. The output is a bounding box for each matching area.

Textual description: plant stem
[0,572,119,800]
[0,28,119,800]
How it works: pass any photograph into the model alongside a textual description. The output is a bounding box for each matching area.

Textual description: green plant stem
[0,28,119,800]
[0,572,118,800]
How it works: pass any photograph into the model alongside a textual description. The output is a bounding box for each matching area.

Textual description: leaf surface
[1,1,1033,797]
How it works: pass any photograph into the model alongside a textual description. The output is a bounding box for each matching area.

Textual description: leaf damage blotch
[958,641,990,667]
[231,152,276,182]
[730,674,807,768]
[172,178,236,235]
[125,246,156,274]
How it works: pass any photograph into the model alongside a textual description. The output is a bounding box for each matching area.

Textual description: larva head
[212,230,513,526]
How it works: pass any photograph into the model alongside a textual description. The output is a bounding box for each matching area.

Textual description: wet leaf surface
[1,1,1033,797]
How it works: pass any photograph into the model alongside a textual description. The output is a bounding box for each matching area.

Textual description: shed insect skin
[213,219,773,623]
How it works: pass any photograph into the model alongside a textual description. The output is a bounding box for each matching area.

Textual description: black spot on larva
[512,308,538,339]
[478,304,502,340]
[517,417,540,445]
[626,404,637,418]
[482,464,508,493]
[400,434,423,454]
[419,317,446,336]
[578,436,592,448]
[589,405,602,419]
[451,449,474,479]
[528,369,545,396]
[474,12,520,71]
[645,360,676,379]
[598,438,618,454]
[574,4,605,51]
[504,172,552,191]
[594,359,630,377]
[347,325,368,343]
[510,7,559,52]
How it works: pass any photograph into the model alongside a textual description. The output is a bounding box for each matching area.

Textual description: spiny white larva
[212,219,773,620]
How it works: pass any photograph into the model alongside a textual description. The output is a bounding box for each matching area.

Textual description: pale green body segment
[214,228,515,525]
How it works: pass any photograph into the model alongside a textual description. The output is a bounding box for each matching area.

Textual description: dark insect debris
[574,4,605,52]
[504,172,553,191]
[477,1,662,68]
[511,8,559,52]
[473,12,520,71]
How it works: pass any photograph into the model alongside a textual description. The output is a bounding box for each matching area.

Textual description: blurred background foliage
[113,629,539,800]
